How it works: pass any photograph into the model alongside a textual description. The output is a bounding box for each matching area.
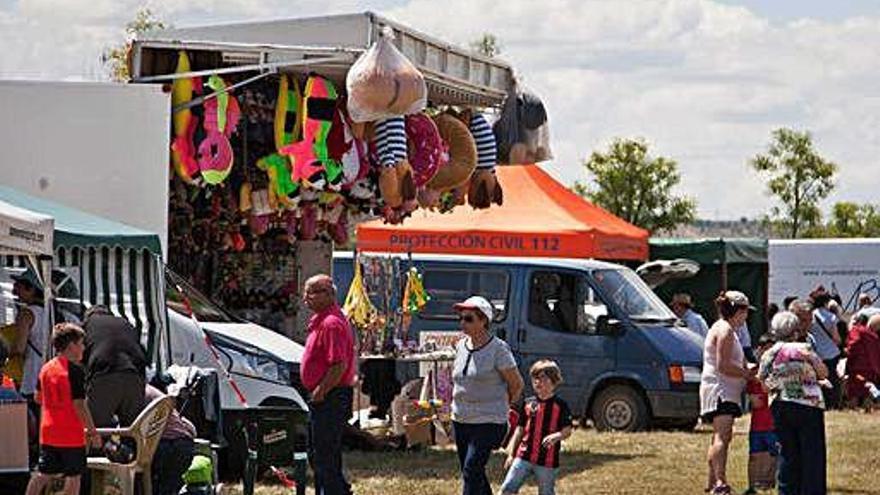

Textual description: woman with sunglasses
[451,296,524,495]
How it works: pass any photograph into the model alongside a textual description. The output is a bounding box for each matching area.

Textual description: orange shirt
[37,356,86,447]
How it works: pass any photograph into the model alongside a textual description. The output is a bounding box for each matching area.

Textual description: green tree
[470,33,501,57]
[824,201,880,237]
[573,138,696,233]
[102,8,167,82]
[750,128,837,238]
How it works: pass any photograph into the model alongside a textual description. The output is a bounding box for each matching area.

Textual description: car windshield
[591,268,677,322]
[166,269,239,323]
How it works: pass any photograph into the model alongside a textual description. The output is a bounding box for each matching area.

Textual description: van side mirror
[596,315,623,336]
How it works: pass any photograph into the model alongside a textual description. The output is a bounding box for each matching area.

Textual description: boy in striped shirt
[501,360,573,495]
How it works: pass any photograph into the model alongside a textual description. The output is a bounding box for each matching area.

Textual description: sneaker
[711,485,733,495]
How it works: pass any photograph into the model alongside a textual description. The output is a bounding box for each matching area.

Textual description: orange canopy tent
[356,165,649,261]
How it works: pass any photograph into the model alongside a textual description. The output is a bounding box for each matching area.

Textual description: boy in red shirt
[745,335,778,495]
[25,323,100,495]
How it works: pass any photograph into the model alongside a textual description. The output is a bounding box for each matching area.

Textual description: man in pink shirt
[300,274,355,495]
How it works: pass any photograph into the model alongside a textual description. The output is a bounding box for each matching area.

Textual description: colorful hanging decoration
[402,266,430,315]
[257,154,299,208]
[274,74,302,150]
[343,260,379,329]
[467,113,503,209]
[198,75,241,185]
[406,113,446,188]
[280,75,344,190]
[170,51,200,183]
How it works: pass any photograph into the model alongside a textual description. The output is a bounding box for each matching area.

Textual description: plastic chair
[87,396,174,495]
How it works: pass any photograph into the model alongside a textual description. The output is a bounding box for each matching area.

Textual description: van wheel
[590,385,649,432]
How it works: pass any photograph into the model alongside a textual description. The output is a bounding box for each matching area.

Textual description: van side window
[529,271,608,334]
[421,268,509,320]
[528,271,579,333]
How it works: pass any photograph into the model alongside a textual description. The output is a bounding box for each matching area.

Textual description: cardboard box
[0,401,29,472]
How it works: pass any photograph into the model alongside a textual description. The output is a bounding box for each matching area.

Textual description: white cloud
[2,0,879,220]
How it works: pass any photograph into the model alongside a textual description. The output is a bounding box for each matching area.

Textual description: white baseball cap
[454,295,494,321]
[725,290,756,310]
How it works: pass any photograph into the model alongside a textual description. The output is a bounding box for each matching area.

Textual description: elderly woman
[701,291,755,495]
[760,311,828,495]
[452,296,524,495]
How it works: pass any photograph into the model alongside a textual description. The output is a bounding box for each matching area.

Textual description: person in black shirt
[501,360,573,495]
[82,306,147,427]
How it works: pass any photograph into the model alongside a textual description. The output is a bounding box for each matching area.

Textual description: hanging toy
[283,210,298,239]
[239,182,253,212]
[402,267,430,315]
[428,113,478,192]
[170,51,200,183]
[274,74,303,150]
[248,189,273,236]
[467,113,503,209]
[258,154,300,208]
[198,75,241,185]
[327,100,370,189]
[406,113,445,187]
[343,260,379,329]
[298,203,318,240]
[280,75,344,190]
[374,116,416,209]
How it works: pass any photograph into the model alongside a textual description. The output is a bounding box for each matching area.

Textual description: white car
[165,272,308,413]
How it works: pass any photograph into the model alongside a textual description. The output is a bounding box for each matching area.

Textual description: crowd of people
[0,269,197,495]
[7,263,879,495]
[673,285,880,495]
[301,276,573,495]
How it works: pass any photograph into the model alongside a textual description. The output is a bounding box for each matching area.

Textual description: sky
[2,0,879,220]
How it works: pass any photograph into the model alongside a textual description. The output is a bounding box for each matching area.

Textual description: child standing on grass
[24,323,100,495]
[501,360,573,495]
[744,335,778,495]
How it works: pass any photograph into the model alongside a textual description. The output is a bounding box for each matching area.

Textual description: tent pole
[35,254,54,360]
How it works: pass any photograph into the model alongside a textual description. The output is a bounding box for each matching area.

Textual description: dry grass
[224,411,880,495]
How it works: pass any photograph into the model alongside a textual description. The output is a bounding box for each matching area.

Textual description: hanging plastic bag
[346,27,427,123]
[493,85,553,164]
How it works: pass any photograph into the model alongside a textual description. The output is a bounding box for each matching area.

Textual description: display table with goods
[341,252,458,446]
[130,12,552,336]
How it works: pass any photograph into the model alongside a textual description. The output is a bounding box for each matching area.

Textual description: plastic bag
[346,27,427,123]
[493,85,553,164]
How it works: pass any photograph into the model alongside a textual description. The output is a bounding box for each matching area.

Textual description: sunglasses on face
[459,314,477,323]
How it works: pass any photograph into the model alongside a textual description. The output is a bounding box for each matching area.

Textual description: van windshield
[166,269,239,323]
[592,269,677,323]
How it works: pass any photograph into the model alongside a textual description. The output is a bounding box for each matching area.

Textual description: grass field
[226,410,880,495]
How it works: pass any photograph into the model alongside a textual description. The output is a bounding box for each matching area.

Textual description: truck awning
[132,11,515,108]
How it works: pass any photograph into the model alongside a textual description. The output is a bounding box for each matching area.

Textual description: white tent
[0,198,54,257]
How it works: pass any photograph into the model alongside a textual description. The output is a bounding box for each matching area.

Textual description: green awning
[0,186,161,255]
[649,238,767,265]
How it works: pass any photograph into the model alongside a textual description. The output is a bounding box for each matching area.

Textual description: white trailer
[768,238,880,312]
[0,80,171,256]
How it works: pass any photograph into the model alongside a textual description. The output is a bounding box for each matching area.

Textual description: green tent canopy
[0,185,165,361]
[649,238,769,337]
[0,185,161,254]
